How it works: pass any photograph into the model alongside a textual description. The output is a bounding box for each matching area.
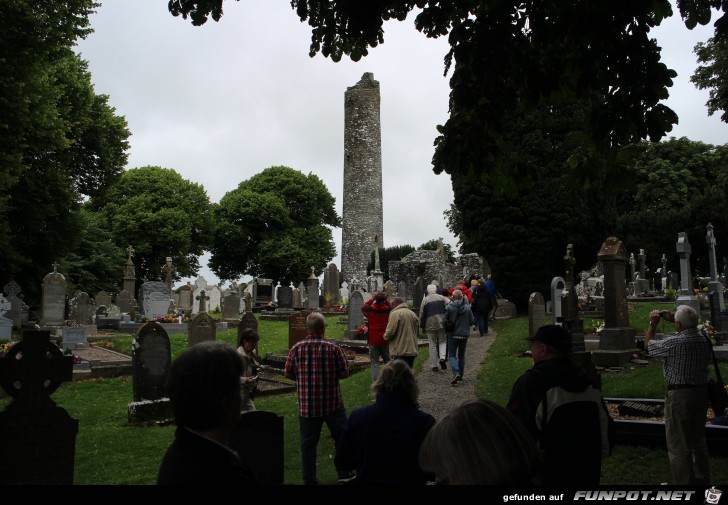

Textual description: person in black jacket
[470,280,494,337]
[158,341,258,485]
[507,325,610,486]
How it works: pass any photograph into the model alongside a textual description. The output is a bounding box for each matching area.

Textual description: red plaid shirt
[284,332,348,417]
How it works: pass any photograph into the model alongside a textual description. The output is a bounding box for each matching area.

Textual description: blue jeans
[474,313,488,336]
[368,345,391,381]
[448,336,468,377]
[299,406,348,485]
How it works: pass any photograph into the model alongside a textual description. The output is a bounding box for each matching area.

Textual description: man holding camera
[644,305,711,485]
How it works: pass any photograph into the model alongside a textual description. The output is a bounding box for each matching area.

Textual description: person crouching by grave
[443,289,475,385]
[506,325,610,486]
[158,341,258,485]
[284,312,352,485]
[419,284,451,372]
[419,399,542,485]
[383,296,420,368]
[644,305,711,485]
[361,291,392,381]
[237,328,261,412]
[335,360,436,485]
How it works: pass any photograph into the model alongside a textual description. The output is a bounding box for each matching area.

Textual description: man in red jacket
[362,292,392,381]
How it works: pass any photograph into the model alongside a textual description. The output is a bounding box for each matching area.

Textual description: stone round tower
[341,73,384,284]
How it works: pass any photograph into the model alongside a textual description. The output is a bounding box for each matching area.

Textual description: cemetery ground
[3,305,728,485]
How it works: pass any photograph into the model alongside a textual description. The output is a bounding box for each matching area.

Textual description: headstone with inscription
[346,291,365,339]
[3,281,22,329]
[0,330,77,485]
[138,281,171,318]
[70,291,95,326]
[307,269,319,310]
[222,292,241,320]
[132,322,171,402]
[61,326,88,352]
[94,291,112,310]
[117,289,133,314]
[188,311,217,347]
[209,285,222,313]
[178,283,193,311]
[528,292,546,338]
[288,311,309,349]
[41,264,67,326]
[676,232,700,312]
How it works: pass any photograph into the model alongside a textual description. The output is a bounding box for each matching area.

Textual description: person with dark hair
[443,289,474,385]
[361,291,392,381]
[383,297,420,368]
[284,312,351,485]
[507,325,610,486]
[237,328,261,412]
[335,360,436,484]
[470,279,494,337]
[158,341,258,485]
[419,399,541,485]
[644,305,711,484]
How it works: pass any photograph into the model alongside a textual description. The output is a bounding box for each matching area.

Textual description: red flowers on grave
[0,342,13,358]
[355,324,368,337]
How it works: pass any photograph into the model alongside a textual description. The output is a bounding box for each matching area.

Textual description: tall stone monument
[341,72,384,284]
[676,232,700,312]
[592,237,636,367]
[706,223,724,310]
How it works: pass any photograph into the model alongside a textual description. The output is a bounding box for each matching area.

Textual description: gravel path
[416,329,496,421]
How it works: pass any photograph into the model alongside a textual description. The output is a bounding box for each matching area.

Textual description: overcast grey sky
[74,1,728,287]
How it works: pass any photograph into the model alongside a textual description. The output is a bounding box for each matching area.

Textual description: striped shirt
[284,332,348,418]
[648,327,710,386]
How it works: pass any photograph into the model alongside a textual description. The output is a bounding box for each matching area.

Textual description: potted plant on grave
[323,292,333,311]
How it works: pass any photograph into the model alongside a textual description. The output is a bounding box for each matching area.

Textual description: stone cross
[676,232,693,295]
[638,249,647,278]
[661,254,667,275]
[196,290,209,313]
[707,223,719,281]
[161,257,176,295]
[629,253,636,282]
[3,280,20,299]
[126,245,135,262]
[52,262,59,273]
[0,330,73,406]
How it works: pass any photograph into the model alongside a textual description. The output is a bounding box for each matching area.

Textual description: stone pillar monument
[592,237,636,367]
[341,73,384,285]
[123,245,137,295]
[676,232,700,312]
[706,223,724,309]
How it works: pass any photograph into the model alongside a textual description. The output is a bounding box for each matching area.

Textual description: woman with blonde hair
[335,360,436,484]
[419,399,542,485]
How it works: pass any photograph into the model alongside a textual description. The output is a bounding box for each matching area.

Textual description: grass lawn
[3,304,728,485]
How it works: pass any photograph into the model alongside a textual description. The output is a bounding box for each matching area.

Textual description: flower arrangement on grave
[355,324,368,337]
[344,348,356,361]
[590,320,605,335]
[0,341,13,358]
[73,354,83,365]
[698,320,716,341]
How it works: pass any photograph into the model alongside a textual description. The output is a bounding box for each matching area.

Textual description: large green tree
[99,167,214,286]
[0,1,130,302]
[616,137,728,277]
[209,166,340,283]
[167,0,726,190]
[692,36,728,122]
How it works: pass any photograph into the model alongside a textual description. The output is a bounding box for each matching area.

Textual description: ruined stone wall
[341,73,384,284]
[388,250,489,291]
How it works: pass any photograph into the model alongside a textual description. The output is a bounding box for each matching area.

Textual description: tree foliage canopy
[0,1,130,302]
[99,166,214,285]
[167,0,727,190]
[692,36,728,122]
[209,166,340,284]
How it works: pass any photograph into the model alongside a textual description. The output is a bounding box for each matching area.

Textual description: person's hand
[245,376,257,385]
[649,310,661,326]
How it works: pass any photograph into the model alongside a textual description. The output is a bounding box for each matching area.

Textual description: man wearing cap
[507,325,610,485]
[644,305,711,485]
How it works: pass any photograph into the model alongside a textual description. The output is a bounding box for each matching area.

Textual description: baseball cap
[525,325,572,354]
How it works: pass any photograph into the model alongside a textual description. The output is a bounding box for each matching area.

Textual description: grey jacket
[443,299,474,337]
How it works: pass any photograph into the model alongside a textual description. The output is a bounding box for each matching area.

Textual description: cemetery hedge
[4,309,728,484]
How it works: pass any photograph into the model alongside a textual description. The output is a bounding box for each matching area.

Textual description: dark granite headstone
[323,263,340,305]
[0,330,77,485]
[550,276,565,324]
[188,312,217,347]
[132,322,171,402]
[3,281,22,329]
[288,311,309,349]
[412,276,426,313]
[277,286,293,309]
[254,278,274,306]
[229,411,284,485]
[70,291,95,326]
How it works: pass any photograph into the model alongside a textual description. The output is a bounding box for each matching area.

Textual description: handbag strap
[702,331,724,383]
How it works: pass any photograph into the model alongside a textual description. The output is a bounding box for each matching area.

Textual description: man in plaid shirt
[285,311,351,485]
[644,304,711,484]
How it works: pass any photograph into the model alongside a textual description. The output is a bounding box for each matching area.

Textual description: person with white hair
[644,305,712,485]
[419,284,451,371]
